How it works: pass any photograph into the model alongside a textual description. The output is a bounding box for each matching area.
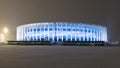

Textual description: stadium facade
[17,22,107,42]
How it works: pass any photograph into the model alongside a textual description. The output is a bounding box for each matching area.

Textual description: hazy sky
[0,0,119,41]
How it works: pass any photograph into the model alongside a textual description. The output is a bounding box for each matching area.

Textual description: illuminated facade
[17,22,107,42]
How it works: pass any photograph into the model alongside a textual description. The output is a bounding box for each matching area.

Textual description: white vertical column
[30,25,31,40]
[48,24,49,41]
[27,26,29,41]
[97,28,99,41]
[39,25,41,41]
[31,24,34,40]
[35,24,38,40]
[43,25,45,40]
[98,29,100,41]
[17,27,19,40]
[86,27,88,41]
[105,28,108,41]
[23,27,24,41]
[32,24,34,40]
[83,26,85,41]
[90,28,92,41]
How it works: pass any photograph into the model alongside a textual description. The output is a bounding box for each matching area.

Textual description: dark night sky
[0,0,119,41]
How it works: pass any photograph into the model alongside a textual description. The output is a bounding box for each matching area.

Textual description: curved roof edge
[17,22,107,29]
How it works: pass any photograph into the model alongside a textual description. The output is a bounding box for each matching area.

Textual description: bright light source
[3,27,8,33]
[0,34,4,39]
[0,34,6,42]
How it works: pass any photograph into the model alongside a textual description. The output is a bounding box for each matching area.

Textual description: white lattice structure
[17,22,107,42]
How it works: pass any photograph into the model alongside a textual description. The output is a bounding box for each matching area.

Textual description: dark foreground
[0,45,120,68]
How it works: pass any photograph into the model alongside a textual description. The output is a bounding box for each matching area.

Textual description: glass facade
[17,22,108,42]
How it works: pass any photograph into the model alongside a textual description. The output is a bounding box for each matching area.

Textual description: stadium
[16,22,107,43]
